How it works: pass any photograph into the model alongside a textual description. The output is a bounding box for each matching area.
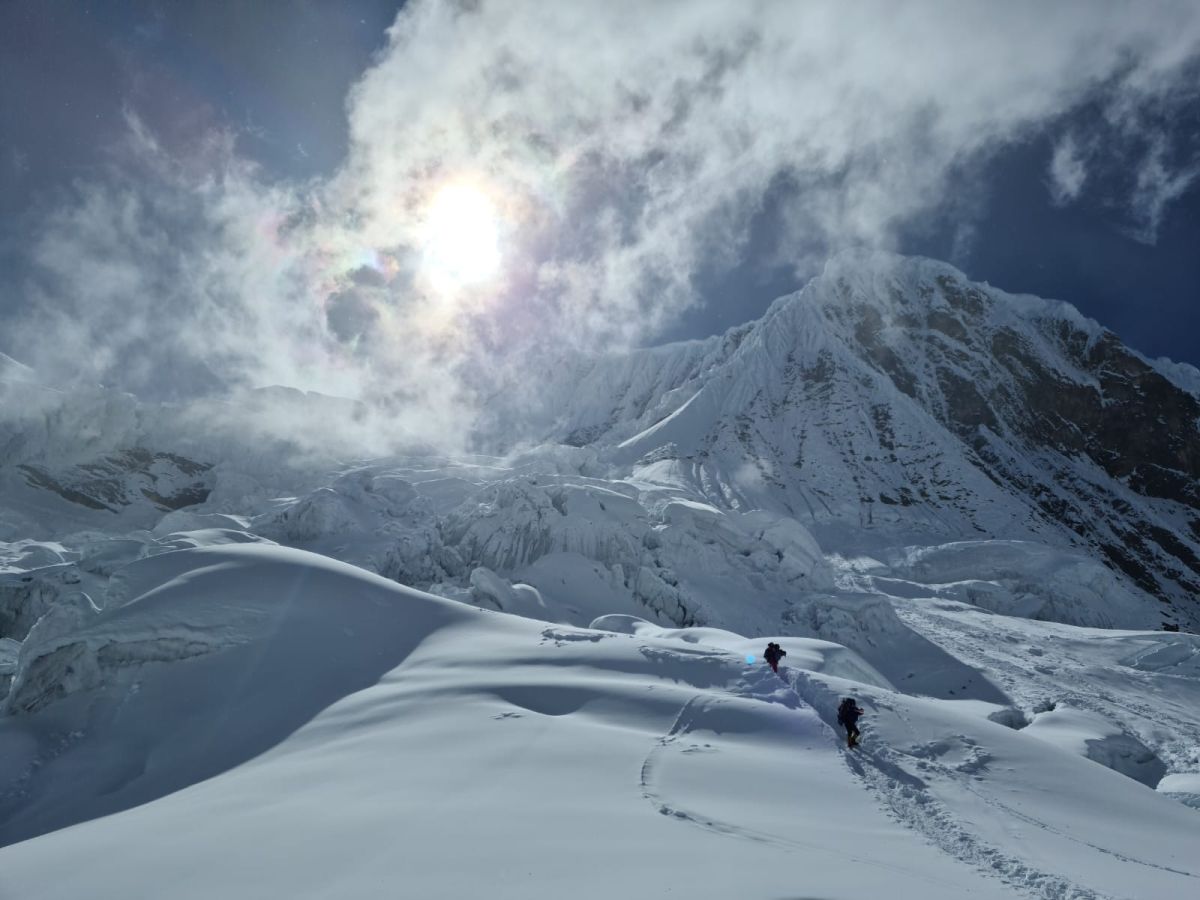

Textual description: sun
[420,182,501,294]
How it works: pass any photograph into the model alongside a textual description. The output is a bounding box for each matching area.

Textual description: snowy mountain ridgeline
[2,252,1200,898]
[533,251,1200,627]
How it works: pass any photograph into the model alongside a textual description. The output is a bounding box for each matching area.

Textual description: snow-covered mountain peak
[747,251,1113,377]
[535,254,1200,628]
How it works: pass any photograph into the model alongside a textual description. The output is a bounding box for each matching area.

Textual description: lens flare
[421,182,501,294]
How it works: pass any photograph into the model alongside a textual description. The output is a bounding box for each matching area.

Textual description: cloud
[1128,135,1200,244]
[1043,35,1200,240]
[1049,102,1200,244]
[1048,135,1089,205]
[7,147,29,177]
[6,0,1200,453]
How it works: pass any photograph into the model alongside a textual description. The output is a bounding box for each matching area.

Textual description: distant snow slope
[2,543,1198,899]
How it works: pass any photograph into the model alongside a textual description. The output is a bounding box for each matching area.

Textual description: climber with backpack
[837,697,865,748]
[763,641,786,674]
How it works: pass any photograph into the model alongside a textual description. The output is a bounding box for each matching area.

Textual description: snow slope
[2,543,1198,899]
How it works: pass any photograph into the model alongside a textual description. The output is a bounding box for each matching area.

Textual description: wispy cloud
[1044,34,1200,241]
[7,147,29,178]
[6,0,1200,453]
[1048,135,1089,205]
[1128,135,1200,244]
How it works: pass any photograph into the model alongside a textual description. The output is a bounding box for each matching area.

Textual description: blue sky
[1,1,1198,413]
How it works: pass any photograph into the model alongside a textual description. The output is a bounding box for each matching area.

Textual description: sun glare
[421,183,501,294]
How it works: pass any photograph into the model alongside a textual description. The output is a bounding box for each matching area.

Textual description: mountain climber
[763,641,786,674]
[837,697,864,747]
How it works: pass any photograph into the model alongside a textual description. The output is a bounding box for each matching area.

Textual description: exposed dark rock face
[16,449,213,514]
[843,270,1200,624]
[0,567,74,640]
